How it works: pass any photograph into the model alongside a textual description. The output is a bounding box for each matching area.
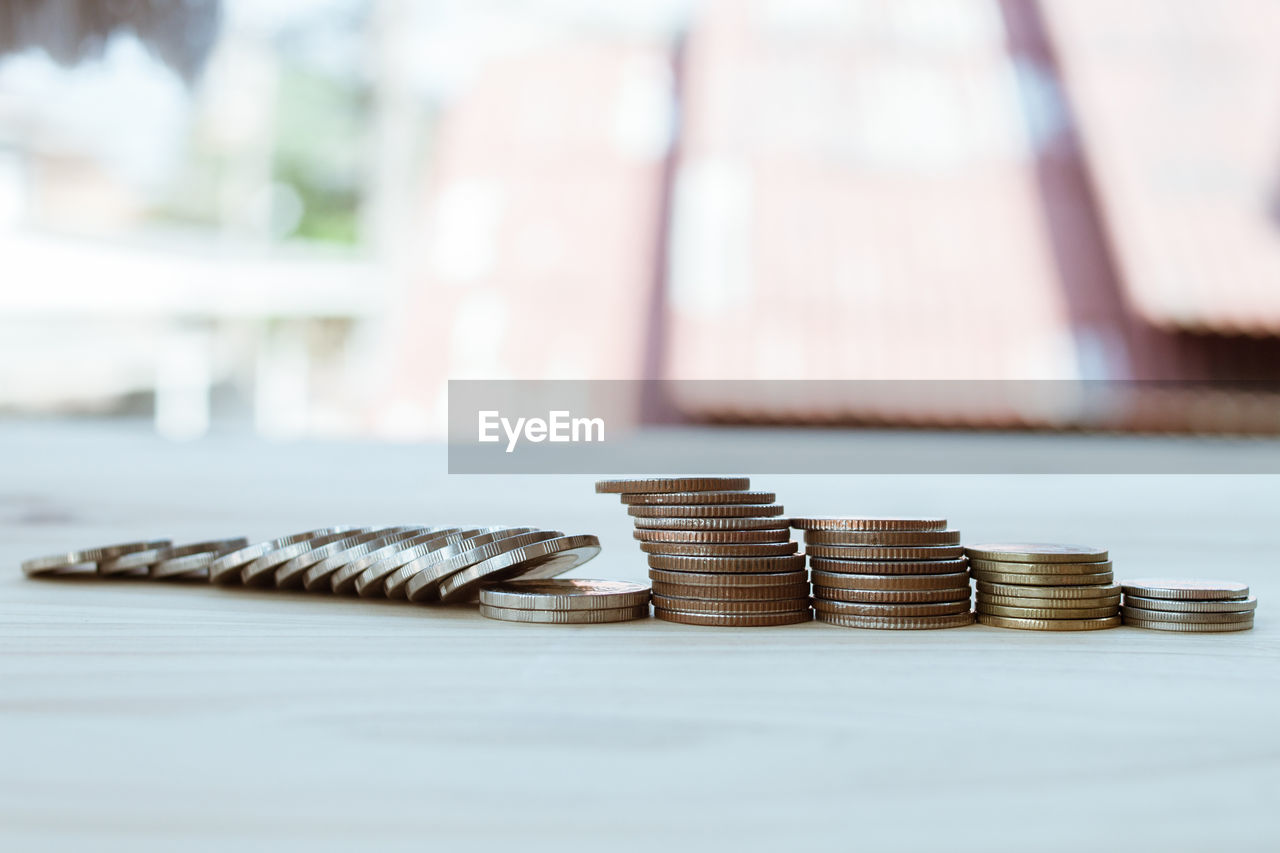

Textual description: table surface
[3,421,1278,852]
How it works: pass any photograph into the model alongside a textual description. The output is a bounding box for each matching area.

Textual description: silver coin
[1120,578,1250,601]
[241,528,367,586]
[1122,594,1258,614]
[479,603,649,624]
[479,579,650,610]
[435,535,603,604]
[98,544,172,576]
[22,539,172,577]
[320,527,468,593]
[274,527,408,588]
[209,529,349,585]
[375,529,539,599]
[402,531,567,603]
[1119,606,1255,624]
[151,538,250,579]
[1122,617,1254,633]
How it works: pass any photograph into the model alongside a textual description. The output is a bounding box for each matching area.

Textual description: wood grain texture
[1,422,1277,852]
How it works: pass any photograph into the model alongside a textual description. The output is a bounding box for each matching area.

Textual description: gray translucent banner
[448,380,1280,474]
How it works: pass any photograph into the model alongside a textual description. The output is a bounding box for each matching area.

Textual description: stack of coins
[794,517,973,629]
[1120,579,1257,632]
[595,477,810,626]
[478,579,651,624]
[968,543,1121,631]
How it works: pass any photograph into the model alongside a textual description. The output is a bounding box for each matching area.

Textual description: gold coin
[654,608,812,627]
[790,517,947,531]
[968,558,1112,575]
[814,586,971,604]
[975,580,1121,600]
[651,595,810,614]
[595,477,749,494]
[632,516,791,531]
[647,554,806,573]
[647,568,808,587]
[633,528,792,544]
[478,579,650,610]
[977,614,1121,631]
[651,581,811,600]
[1122,594,1257,614]
[639,541,798,558]
[812,599,970,618]
[978,593,1121,610]
[808,557,968,576]
[621,490,775,506]
[1120,578,1250,601]
[809,570,969,591]
[478,603,649,624]
[970,569,1113,586]
[964,543,1108,563]
[1119,607,1254,624]
[628,504,784,518]
[978,603,1119,619]
[816,612,974,630]
[1122,617,1254,633]
[806,544,965,561]
[803,529,961,546]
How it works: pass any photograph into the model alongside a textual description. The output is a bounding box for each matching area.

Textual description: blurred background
[2,0,1279,441]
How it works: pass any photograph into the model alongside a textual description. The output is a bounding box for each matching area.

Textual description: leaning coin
[420,534,599,604]
[628,504,785,518]
[975,581,1120,600]
[595,476,749,494]
[22,539,172,577]
[621,490,776,506]
[355,528,506,597]
[964,543,1109,563]
[480,579,650,611]
[1119,607,1254,624]
[390,531,561,601]
[1122,617,1253,633]
[326,527,474,594]
[639,541,798,558]
[809,570,969,591]
[647,568,808,587]
[376,529,540,598]
[816,612,974,630]
[633,516,791,531]
[813,599,970,618]
[654,608,812,627]
[1122,595,1258,614]
[647,554,806,573]
[209,529,347,585]
[968,558,1112,575]
[970,569,1114,586]
[803,529,962,546]
[651,595,810,614]
[790,517,947,532]
[275,528,406,588]
[480,603,649,623]
[806,544,965,561]
[151,538,250,579]
[977,614,1121,631]
[814,586,972,604]
[241,528,367,586]
[978,603,1119,619]
[651,581,811,600]
[808,557,968,576]
[978,593,1121,610]
[633,528,792,544]
[1120,578,1250,601]
[301,527,445,591]
[98,543,175,576]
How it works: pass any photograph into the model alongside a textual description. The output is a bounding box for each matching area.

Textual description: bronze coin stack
[795,517,974,629]
[595,477,810,627]
[969,543,1121,631]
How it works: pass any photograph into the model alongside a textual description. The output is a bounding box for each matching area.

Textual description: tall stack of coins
[794,517,973,629]
[595,477,810,626]
[1120,579,1257,632]
[478,579,651,624]
[968,543,1121,631]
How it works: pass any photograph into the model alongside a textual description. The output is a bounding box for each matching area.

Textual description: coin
[970,569,1114,586]
[1122,595,1258,614]
[809,570,969,591]
[628,504,784,518]
[479,579,650,610]
[274,527,411,588]
[978,593,1121,610]
[1119,607,1254,624]
[806,544,966,561]
[815,612,974,630]
[968,558,1113,575]
[639,541,798,558]
[479,603,649,624]
[975,580,1121,600]
[654,608,812,627]
[978,603,1119,619]
[302,527,451,591]
[415,534,599,604]
[632,516,791,531]
[651,581,811,600]
[808,557,968,576]
[621,490,776,506]
[964,543,1109,563]
[803,529,962,546]
[241,528,367,586]
[651,595,810,614]
[150,538,250,579]
[595,477,749,494]
[327,527,478,594]
[814,586,972,604]
[22,539,172,577]
[647,568,808,587]
[813,599,971,618]
[359,528,517,597]
[790,517,948,531]
[98,543,174,576]
[382,530,552,599]
[977,614,1121,631]
[1120,578,1250,601]
[647,554,806,573]
[633,528,792,544]
[1121,617,1253,633]
[209,529,347,585]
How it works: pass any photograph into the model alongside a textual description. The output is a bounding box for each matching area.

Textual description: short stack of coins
[968,543,1121,631]
[1120,578,1257,632]
[595,477,811,626]
[795,517,973,629]
[478,579,651,624]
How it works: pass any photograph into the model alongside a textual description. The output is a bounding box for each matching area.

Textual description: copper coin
[809,570,969,591]
[806,544,965,561]
[808,557,968,576]
[804,529,961,546]
[621,490,776,506]
[628,504,785,518]
[632,516,791,531]
[647,554,806,573]
[814,586,972,604]
[790,517,947,531]
[647,568,808,587]
[651,595,810,614]
[595,477,749,494]
[654,608,812,627]
[816,612,974,630]
[651,581,811,600]
[812,599,970,618]
[639,541,798,558]
[633,528,792,544]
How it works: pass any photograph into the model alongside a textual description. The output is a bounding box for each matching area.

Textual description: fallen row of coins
[20,526,603,604]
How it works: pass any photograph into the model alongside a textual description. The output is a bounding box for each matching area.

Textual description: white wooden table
[2,421,1277,852]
